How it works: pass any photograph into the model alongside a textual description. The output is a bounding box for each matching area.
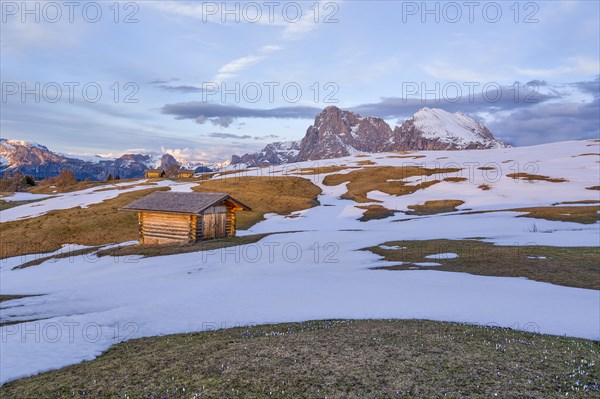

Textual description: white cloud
[214,54,265,81]
[213,43,283,82]
[260,44,283,53]
[0,20,79,54]
[422,62,487,82]
[515,57,600,78]
[160,145,257,164]
[281,0,340,40]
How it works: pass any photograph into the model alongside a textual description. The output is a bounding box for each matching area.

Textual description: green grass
[366,239,600,290]
[1,319,597,398]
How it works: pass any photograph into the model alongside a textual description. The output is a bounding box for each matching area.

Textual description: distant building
[144,169,165,178]
[121,191,252,244]
[177,169,195,178]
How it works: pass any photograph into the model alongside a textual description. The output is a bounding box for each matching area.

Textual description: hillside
[0,139,598,387]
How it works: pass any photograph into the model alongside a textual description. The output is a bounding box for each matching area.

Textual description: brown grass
[323,166,460,203]
[27,178,142,194]
[512,205,600,225]
[477,166,496,171]
[0,187,169,259]
[91,182,157,192]
[15,247,104,269]
[214,169,251,177]
[2,319,597,398]
[406,200,465,215]
[0,197,54,211]
[386,155,426,159]
[0,294,37,303]
[290,166,355,176]
[586,186,600,191]
[367,239,600,290]
[443,177,467,183]
[355,160,376,166]
[559,200,600,205]
[573,153,600,157]
[96,233,274,259]
[356,205,396,221]
[478,184,492,190]
[192,176,321,230]
[507,173,568,183]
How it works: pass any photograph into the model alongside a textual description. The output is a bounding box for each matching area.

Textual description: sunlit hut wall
[121,192,251,244]
[144,169,165,178]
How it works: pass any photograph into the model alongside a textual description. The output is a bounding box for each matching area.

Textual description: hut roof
[145,169,164,173]
[122,191,251,214]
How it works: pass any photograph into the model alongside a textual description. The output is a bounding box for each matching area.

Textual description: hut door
[202,212,227,239]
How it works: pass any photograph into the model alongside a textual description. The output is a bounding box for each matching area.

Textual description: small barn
[145,169,165,178]
[122,191,251,244]
[177,169,195,178]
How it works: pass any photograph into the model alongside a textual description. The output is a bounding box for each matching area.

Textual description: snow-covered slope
[0,139,598,385]
[409,108,507,149]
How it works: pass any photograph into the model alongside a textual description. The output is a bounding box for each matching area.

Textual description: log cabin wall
[201,204,227,239]
[140,212,195,245]
[225,203,236,237]
[134,199,246,244]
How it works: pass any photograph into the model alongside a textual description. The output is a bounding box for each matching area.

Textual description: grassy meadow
[1,319,597,398]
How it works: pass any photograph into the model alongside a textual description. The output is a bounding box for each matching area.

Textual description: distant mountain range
[232,106,508,167]
[1,106,508,180]
[0,140,215,181]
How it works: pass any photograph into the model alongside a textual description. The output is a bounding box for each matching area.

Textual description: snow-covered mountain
[2,107,507,178]
[394,107,507,150]
[232,106,507,165]
[231,141,300,167]
[0,139,204,180]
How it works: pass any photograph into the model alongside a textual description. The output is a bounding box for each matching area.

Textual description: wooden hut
[122,191,251,244]
[145,169,165,178]
[177,169,195,178]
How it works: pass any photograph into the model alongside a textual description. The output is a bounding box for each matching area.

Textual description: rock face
[233,106,507,165]
[296,107,394,161]
[0,139,200,181]
[231,141,300,167]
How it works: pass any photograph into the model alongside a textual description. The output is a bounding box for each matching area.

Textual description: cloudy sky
[1,0,598,163]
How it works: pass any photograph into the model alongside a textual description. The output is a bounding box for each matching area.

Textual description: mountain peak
[233,106,508,166]
[407,108,507,149]
[1,138,49,151]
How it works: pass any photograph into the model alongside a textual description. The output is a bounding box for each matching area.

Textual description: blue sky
[1,0,599,163]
